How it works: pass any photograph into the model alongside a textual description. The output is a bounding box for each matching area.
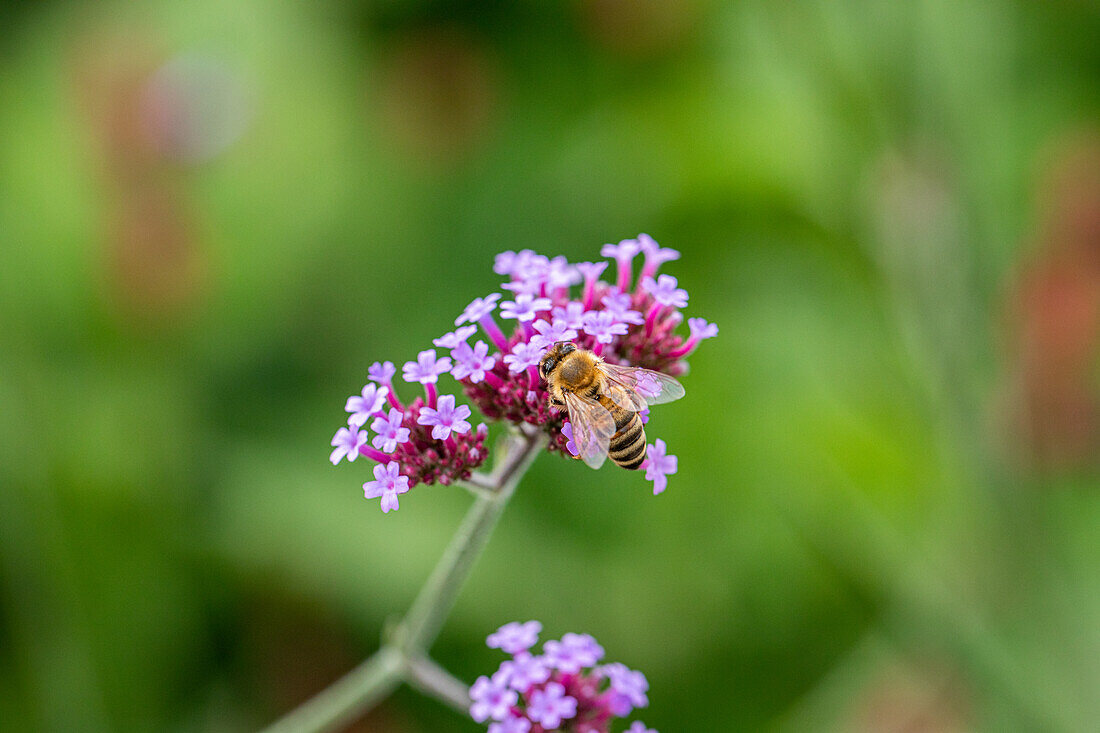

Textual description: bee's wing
[598,362,685,407]
[563,391,615,470]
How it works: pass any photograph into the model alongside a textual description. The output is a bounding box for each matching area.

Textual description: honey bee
[538,342,685,470]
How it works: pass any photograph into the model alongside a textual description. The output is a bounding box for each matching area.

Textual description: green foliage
[1,0,1098,730]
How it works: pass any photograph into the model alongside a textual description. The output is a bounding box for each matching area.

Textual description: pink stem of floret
[358,445,391,463]
[582,277,598,310]
[483,371,505,389]
[645,302,663,334]
[445,435,457,452]
[616,258,632,292]
[526,365,538,390]
[383,382,403,411]
[592,341,605,357]
[479,314,510,352]
[523,320,535,339]
[668,336,698,359]
[424,383,437,408]
[640,258,660,282]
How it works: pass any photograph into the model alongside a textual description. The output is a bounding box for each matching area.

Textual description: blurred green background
[2,1,1098,731]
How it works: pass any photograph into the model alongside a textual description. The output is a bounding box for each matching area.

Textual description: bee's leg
[549,396,565,407]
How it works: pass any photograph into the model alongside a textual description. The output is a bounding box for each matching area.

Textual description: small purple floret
[601,662,649,715]
[688,317,719,341]
[362,461,410,513]
[582,310,629,344]
[543,633,604,673]
[452,340,498,383]
[601,291,645,325]
[345,383,388,427]
[330,424,368,465]
[487,620,542,654]
[526,682,578,729]
[561,422,579,457]
[496,652,551,691]
[470,676,518,723]
[643,438,677,495]
[530,318,580,350]
[402,349,453,385]
[641,274,688,308]
[367,360,396,384]
[502,342,544,373]
[551,301,588,330]
[433,324,477,349]
[417,394,473,440]
[457,293,502,326]
[500,293,552,322]
[638,233,680,280]
[370,408,411,453]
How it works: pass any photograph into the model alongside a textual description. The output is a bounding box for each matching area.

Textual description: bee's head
[538,341,576,379]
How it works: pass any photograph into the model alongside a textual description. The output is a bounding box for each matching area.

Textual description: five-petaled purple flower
[526,682,577,729]
[487,620,542,654]
[500,293,552,322]
[362,461,410,513]
[345,383,389,427]
[470,676,518,723]
[638,232,679,280]
[602,291,645,325]
[418,394,473,440]
[457,294,502,326]
[582,310,630,345]
[370,408,411,453]
[543,633,604,673]
[642,274,688,308]
[530,318,580,350]
[367,360,396,384]
[403,349,453,385]
[452,340,498,383]
[495,652,551,691]
[642,439,677,495]
[551,301,588,330]
[330,424,368,465]
[433,325,478,349]
[502,342,544,374]
[601,662,649,716]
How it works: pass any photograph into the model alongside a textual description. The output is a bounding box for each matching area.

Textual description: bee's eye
[561,343,576,355]
[541,359,555,376]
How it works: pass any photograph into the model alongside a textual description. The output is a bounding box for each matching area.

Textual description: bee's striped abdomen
[607,405,647,470]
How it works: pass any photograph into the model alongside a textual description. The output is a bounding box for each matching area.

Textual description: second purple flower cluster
[469,621,657,733]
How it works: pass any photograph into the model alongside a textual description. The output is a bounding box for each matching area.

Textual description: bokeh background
[2,1,1098,731]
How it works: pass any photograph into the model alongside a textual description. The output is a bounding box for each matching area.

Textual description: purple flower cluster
[331,235,716,510]
[470,621,656,733]
[331,355,489,512]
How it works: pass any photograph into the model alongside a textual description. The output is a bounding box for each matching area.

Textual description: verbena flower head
[471,621,657,733]
[331,235,713,510]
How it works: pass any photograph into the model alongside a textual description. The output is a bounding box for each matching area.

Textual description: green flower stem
[261,428,546,733]
[395,429,545,654]
[260,647,403,733]
[405,654,473,713]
